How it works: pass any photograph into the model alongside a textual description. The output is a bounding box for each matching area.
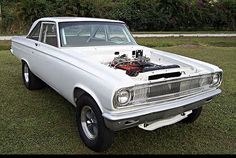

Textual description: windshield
[59,22,137,47]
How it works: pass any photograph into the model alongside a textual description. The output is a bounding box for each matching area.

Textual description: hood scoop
[148,72,182,80]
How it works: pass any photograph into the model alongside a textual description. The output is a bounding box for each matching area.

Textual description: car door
[30,22,63,90]
[23,21,42,72]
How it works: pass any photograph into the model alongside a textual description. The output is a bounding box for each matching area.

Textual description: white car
[11,17,223,152]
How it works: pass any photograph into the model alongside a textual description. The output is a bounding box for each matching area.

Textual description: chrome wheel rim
[81,106,98,140]
[24,64,29,83]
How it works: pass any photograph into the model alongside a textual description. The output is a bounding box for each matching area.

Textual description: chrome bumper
[103,89,221,131]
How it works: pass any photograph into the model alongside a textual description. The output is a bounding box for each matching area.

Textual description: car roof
[27,17,125,35]
[38,17,124,23]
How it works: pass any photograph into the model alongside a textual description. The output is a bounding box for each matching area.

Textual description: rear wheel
[76,94,114,152]
[22,61,45,90]
[181,107,203,124]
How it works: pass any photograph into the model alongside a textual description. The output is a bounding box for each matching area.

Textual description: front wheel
[76,94,114,152]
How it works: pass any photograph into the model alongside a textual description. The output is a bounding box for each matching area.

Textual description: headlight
[113,89,132,108]
[212,73,221,86]
[117,90,131,105]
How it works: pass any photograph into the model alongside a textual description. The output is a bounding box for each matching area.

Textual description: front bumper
[103,88,221,131]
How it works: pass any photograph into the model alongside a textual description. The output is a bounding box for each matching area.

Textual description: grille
[131,75,213,105]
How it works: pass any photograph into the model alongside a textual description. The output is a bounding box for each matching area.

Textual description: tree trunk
[0,3,2,22]
[0,3,2,33]
[77,0,80,17]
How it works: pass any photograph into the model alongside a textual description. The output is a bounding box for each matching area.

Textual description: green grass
[135,37,236,47]
[133,31,236,34]
[0,40,11,51]
[0,40,236,154]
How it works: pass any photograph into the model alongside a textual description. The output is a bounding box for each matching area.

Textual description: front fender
[73,84,106,113]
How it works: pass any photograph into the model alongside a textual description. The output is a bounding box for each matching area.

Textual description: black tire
[181,107,203,124]
[76,94,114,152]
[22,61,45,90]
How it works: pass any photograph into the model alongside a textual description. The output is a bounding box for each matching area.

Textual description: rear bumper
[103,88,221,131]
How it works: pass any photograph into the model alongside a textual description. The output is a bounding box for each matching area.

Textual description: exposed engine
[109,50,180,77]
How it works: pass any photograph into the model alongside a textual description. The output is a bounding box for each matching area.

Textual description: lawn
[0,40,11,51]
[0,38,235,154]
[132,31,236,34]
[136,37,236,47]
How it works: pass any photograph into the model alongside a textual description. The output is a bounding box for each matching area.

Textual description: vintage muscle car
[11,17,222,152]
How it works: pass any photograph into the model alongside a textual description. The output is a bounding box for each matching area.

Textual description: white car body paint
[11,17,222,131]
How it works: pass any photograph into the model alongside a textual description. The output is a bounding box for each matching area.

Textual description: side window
[27,22,41,41]
[40,23,58,47]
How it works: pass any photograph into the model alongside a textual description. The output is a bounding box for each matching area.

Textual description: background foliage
[0,0,235,34]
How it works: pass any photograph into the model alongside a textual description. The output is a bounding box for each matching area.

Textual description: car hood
[60,45,222,88]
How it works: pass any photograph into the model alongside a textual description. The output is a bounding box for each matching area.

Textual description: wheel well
[21,59,28,66]
[73,87,104,113]
[74,87,92,106]
[21,60,31,71]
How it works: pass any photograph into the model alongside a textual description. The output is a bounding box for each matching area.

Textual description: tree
[1,0,236,33]
[0,2,2,22]
[17,0,54,26]
[52,0,80,17]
